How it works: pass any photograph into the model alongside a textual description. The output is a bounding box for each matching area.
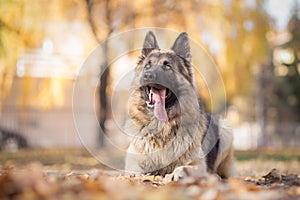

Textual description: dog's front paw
[164,166,207,182]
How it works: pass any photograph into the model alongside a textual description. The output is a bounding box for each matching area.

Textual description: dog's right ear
[171,32,192,62]
[142,31,159,56]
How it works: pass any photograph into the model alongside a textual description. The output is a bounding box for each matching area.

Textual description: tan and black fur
[125,31,235,179]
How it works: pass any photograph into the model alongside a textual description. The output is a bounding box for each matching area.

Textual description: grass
[0,148,103,170]
[1,148,299,175]
[235,149,300,161]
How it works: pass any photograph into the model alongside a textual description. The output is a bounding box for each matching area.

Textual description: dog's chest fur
[127,114,206,175]
[133,119,178,153]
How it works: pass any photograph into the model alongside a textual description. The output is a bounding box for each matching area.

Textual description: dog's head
[132,31,197,123]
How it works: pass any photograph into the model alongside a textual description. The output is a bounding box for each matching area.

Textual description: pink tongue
[150,88,169,122]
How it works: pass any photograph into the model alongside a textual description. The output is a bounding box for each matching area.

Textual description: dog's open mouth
[144,84,173,122]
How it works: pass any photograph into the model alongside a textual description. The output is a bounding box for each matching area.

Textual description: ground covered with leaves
[0,149,299,200]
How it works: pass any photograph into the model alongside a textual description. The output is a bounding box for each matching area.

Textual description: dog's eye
[163,60,171,70]
[145,60,152,69]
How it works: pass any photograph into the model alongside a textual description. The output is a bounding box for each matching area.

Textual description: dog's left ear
[142,31,159,56]
[171,32,192,62]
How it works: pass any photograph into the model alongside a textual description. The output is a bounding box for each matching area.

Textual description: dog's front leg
[165,161,208,182]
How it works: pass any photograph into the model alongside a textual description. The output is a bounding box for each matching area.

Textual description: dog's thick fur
[125,31,235,179]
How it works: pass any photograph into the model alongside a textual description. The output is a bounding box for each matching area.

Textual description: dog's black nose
[143,71,156,81]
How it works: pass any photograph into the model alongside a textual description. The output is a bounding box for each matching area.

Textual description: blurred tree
[85,0,111,147]
[254,4,300,147]
[0,0,44,107]
[217,1,271,103]
[0,0,85,110]
[273,11,300,121]
[84,0,136,147]
[220,1,272,147]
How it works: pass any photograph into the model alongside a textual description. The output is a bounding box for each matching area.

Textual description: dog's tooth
[146,101,154,109]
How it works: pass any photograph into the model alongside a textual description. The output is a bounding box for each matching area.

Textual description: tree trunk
[85,0,112,147]
[256,65,267,148]
[98,40,109,147]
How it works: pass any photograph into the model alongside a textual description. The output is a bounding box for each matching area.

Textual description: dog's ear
[142,31,159,56]
[171,32,192,62]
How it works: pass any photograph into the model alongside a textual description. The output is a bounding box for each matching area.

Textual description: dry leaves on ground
[0,162,299,200]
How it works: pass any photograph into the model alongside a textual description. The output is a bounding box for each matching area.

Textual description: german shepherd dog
[125,31,235,180]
